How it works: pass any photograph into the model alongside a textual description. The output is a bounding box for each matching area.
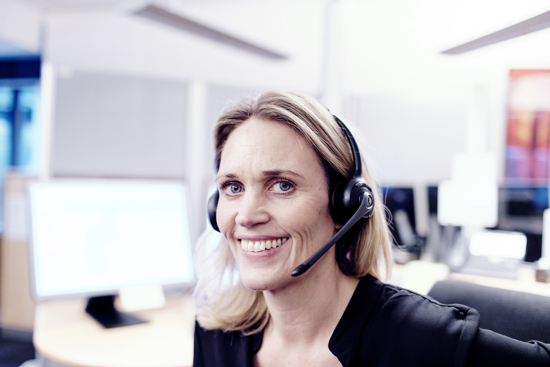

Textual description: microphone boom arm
[291,192,371,277]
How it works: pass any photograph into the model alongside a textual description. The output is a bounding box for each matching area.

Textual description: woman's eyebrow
[262,170,304,178]
[216,173,237,182]
[216,170,304,181]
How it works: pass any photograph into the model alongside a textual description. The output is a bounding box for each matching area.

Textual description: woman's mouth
[240,238,288,252]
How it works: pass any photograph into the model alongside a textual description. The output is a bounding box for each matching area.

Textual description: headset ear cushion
[330,179,375,225]
[207,191,220,232]
[330,180,349,225]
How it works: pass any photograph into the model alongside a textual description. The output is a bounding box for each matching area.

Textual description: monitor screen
[28,180,195,301]
[427,185,438,215]
[382,186,419,251]
[500,186,548,217]
[496,186,548,262]
[383,187,417,231]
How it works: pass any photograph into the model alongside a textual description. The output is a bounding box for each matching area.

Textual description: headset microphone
[207,114,375,277]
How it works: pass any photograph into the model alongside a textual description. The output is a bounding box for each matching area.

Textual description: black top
[193,275,550,366]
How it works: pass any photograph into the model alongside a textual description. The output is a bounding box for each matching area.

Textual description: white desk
[34,295,195,367]
[391,261,550,297]
[447,267,550,297]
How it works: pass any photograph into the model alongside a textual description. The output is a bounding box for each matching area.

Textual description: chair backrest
[427,280,550,343]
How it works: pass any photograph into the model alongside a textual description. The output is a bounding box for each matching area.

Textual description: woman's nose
[235,191,269,228]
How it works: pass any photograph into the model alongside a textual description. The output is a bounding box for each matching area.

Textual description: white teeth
[240,238,287,252]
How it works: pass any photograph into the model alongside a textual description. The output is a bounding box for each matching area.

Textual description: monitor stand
[85,295,147,328]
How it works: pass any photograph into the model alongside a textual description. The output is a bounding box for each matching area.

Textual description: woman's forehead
[218,117,324,178]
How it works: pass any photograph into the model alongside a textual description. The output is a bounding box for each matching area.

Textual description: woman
[193,91,550,366]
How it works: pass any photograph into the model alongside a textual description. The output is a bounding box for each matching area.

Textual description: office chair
[427,280,550,343]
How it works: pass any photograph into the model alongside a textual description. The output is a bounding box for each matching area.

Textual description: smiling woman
[192,91,550,367]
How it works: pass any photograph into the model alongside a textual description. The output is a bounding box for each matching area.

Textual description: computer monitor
[496,186,548,262]
[382,186,421,253]
[27,180,195,327]
[500,186,548,217]
[427,185,438,215]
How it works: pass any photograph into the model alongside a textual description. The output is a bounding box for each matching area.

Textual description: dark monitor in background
[427,185,439,215]
[502,186,548,217]
[496,186,548,262]
[382,186,421,254]
[423,185,447,263]
[28,180,195,328]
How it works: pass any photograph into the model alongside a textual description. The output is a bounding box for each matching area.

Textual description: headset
[207,115,375,277]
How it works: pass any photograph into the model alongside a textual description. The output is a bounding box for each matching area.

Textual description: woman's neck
[262,259,359,346]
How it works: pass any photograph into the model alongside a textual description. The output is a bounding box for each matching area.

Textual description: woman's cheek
[216,203,233,240]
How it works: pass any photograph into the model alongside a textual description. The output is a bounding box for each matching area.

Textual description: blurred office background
[2,0,550,365]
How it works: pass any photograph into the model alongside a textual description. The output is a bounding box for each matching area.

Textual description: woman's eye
[273,181,293,193]
[224,184,242,195]
[279,182,291,191]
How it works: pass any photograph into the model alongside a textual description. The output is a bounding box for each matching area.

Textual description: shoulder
[373,281,480,365]
[377,282,480,333]
[331,276,481,366]
[352,274,480,332]
[193,320,261,367]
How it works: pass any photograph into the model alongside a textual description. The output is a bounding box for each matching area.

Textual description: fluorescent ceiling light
[133,4,287,60]
[441,10,550,55]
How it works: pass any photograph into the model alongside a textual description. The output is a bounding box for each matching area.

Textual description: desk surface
[34,295,195,367]
[448,267,550,297]
[391,261,550,297]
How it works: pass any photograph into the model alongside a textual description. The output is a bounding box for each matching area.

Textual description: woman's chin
[239,270,289,292]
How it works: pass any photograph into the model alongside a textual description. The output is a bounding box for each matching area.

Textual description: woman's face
[216,117,340,291]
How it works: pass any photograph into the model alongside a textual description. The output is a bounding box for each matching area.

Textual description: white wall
[0,0,41,56]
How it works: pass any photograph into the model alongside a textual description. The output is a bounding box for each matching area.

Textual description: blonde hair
[193,91,392,334]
